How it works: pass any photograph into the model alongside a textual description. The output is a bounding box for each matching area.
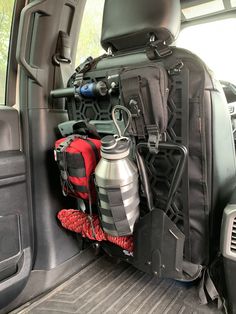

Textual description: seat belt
[53,31,73,88]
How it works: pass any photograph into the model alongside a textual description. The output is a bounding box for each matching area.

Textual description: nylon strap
[85,139,100,164]
[182,260,202,279]
[106,188,131,234]
[72,185,88,193]
[56,152,86,178]
[100,199,139,219]
[121,76,146,139]
[146,40,173,61]
[198,268,223,310]
[75,54,108,75]
[121,74,161,153]
[68,168,86,178]
[98,184,138,204]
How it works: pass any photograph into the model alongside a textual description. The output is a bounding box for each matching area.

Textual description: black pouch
[120,63,169,144]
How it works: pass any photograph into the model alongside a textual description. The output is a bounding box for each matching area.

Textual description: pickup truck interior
[1,0,236,313]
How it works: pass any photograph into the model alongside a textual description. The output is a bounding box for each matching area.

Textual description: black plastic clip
[147,125,166,154]
[147,126,159,153]
[75,56,94,74]
[168,61,184,76]
[73,73,83,88]
[129,99,141,118]
[148,39,173,58]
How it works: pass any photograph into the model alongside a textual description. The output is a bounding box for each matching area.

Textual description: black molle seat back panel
[66,48,236,266]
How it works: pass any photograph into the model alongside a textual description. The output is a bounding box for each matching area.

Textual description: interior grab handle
[16,0,53,86]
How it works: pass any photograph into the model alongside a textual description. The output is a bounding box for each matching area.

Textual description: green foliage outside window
[0,0,14,105]
[0,0,105,104]
[76,0,105,66]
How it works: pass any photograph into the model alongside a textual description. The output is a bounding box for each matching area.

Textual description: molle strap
[98,184,138,204]
[121,75,146,139]
[57,152,86,178]
[85,139,100,164]
[106,189,131,234]
[72,185,88,193]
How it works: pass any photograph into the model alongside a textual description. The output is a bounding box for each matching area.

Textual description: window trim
[5,0,25,107]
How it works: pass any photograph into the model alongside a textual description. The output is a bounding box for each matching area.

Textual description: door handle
[16,0,53,86]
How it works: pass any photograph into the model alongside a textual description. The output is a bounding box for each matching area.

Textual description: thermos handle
[112,105,132,138]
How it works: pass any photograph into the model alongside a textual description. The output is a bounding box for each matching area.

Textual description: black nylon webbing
[66,153,84,168]
[99,184,138,203]
[106,189,130,233]
[121,76,146,139]
[178,68,191,261]
[100,198,139,219]
[68,168,86,178]
[72,184,88,193]
[85,139,100,164]
[57,152,86,178]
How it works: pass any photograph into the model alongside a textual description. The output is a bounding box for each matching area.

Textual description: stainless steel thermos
[95,135,140,236]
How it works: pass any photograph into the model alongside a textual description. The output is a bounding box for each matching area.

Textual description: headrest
[101,0,181,51]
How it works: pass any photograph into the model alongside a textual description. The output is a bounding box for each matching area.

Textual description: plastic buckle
[73,73,83,87]
[60,170,68,181]
[149,40,173,58]
[129,99,141,118]
[75,56,94,74]
[147,125,165,154]
[148,133,161,154]
[57,137,74,153]
[168,61,184,76]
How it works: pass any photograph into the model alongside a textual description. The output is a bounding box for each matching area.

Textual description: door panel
[0,108,32,309]
[0,107,20,151]
[1,0,90,310]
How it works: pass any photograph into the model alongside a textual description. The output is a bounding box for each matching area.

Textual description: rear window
[0,0,14,105]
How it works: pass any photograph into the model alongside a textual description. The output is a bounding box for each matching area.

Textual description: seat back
[66,0,236,278]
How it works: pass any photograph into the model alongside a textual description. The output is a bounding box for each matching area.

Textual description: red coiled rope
[58,209,134,252]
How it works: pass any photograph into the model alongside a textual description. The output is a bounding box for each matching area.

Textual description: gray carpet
[14,256,222,314]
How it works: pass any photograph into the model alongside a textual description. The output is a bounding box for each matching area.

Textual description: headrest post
[107,47,113,56]
[150,34,156,43]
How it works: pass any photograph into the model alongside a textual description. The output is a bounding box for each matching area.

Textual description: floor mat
[14,256,222,314]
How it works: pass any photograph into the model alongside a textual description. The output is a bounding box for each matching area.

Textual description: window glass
[0,0,14,105]
[231,0,236,7]
[182,0,224,20]
[177,19,236,85]
[76,0,105,66]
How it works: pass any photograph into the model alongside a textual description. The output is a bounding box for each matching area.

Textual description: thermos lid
[101,135,130,159]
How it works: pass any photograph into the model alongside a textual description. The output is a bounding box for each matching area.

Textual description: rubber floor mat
[14,256,222,314]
